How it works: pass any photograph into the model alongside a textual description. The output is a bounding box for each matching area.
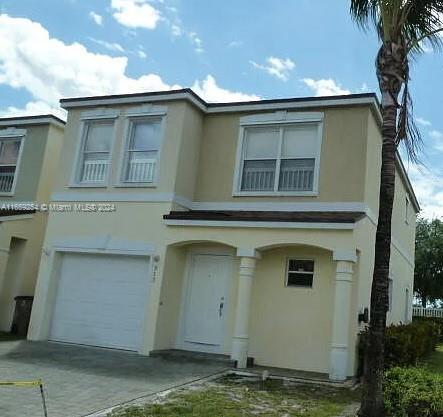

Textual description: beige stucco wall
[249,246,335,373]
[29,201,357,370]
[0,122,64,331]
[0,125,49,202]
[359,109,416,327]
[54,102,188,196]
[27,98,417,377]
[194,106,369,203]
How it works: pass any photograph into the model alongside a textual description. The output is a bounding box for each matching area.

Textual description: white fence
[242,165,314,191]
[81,160,109,183]
[413,307,443,318]
[0,171,15,192]
[126,159,156,183]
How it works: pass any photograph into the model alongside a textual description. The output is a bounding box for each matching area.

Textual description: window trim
[0,129,26,197]
[405,197,410,225]
[70,117,118,188]
[285,257,315,289]
[233,112,323,197]
[115,114,166,188]
[388,276,394,312]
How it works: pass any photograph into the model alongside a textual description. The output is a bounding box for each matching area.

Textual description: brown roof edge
[163,210,366,224]
[0,209,36,218]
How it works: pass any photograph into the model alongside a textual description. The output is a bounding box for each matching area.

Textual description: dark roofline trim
[60,89,380,115]
[60,88,378,108]
[163,210,366,224]
[0,114,66,128]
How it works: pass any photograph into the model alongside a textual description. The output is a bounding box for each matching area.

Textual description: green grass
[109,376,359,417]
[423,344,443,374]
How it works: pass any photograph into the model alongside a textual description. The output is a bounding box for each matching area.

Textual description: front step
[150,349,235,366]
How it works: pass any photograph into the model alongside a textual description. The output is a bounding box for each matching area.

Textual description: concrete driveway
[0,340,228,417]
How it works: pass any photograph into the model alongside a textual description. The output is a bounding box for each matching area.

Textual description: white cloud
[0,15,258,116]
[89,11,103,26]
[430,130,443,140]
[251,56,295,81]
[302,78,351,96]
[416,117,432,127]
[89,37,125,53]
[407,164,443,219]
[137,49,147,59]
[430,130,443,152]
[0,100,67,120]
[171,24,182,37]
[110,0,161,30]
[192,75,260,103]
[188,32,203,53]
[228,40,243,48]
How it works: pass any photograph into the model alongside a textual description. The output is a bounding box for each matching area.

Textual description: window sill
[233,191,319,197]
[68,184,108,189]
[0,192,14,197]
[113,183,158,188]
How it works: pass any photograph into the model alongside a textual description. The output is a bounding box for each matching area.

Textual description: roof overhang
[0,208,36,221]
[163,210,365,230]
[0,115,66,129]
[60,88,380,114]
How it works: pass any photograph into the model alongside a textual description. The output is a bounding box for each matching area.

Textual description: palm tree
[349,1,443,416]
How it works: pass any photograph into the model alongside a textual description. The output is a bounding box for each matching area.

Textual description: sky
[0,0,442,219]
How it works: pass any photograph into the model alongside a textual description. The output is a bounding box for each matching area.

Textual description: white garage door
[50,252,151,351]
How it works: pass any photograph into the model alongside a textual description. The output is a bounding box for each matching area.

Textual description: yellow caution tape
[0,380,43,387]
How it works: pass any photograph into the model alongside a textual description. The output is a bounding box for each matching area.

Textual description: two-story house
[28,90,418,381]
[0,115,65,332]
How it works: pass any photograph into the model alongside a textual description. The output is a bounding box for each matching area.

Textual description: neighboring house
[28,90,418,381]
[0,115,65,331]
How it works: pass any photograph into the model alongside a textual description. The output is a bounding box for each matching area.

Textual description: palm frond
[405,0,443,52]
[350,0,380,30]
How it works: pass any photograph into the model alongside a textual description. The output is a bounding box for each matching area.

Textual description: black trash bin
[11,296,34,337]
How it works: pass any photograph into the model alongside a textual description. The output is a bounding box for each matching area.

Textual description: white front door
[182,254,231,351]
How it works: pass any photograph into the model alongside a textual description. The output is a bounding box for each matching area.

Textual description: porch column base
[329,344,349,381]
[231,336,249,368]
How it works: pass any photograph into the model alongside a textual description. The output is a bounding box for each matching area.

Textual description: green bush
[414,317,443,342]
[385,367,443,417]
[359,320,440,370]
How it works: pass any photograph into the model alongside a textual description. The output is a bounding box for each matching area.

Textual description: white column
[329,251,356,381]
[231,248,260,368]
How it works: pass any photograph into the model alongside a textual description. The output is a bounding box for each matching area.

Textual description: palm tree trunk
[359,41,405,417]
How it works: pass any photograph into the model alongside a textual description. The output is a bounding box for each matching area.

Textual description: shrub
[359,320,440,370]
[385,367,443,417]
[414,317,443,342]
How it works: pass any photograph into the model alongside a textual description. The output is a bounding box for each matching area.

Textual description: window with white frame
[122,118,162,184]
[286,259,315,288]
[239,123,320,193]
[0,136,22,193]
[388,277,394,312]
[77,120,114,184]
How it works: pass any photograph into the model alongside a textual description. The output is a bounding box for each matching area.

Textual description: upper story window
[0,134,24,194]
[234,113,323,196]
[77,120,114,185]
[121,118,162,184]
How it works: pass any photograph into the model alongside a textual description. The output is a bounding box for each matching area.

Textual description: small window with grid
[286,259,315,288]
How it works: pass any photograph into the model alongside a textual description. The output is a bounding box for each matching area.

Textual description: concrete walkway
[0,340,228,417]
